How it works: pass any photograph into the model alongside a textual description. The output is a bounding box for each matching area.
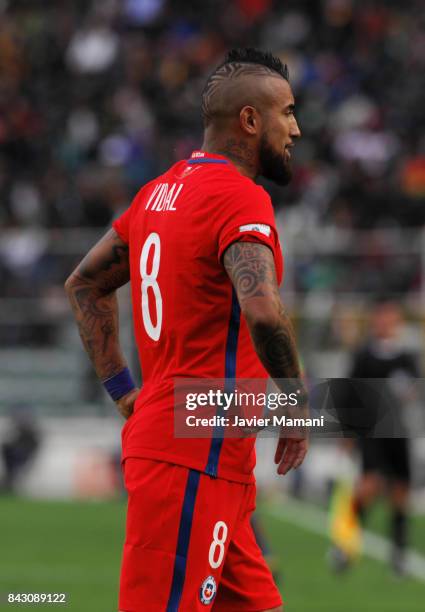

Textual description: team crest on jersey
[200,575,217,605]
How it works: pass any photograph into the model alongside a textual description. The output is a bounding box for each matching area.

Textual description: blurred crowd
[1,0,425,342]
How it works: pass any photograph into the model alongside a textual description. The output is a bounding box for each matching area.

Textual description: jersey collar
[187,150,229,165]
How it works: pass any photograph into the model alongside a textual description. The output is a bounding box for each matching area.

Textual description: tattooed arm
[223,241,301,379]
[64,229,139,418]
[223,241,308,474]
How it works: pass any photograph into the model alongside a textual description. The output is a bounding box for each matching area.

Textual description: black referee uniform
[350,341,418,483]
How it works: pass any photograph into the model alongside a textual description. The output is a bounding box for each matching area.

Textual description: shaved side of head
[202,48,289,127]
[201,48,299,186]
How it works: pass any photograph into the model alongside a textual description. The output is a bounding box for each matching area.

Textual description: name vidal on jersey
[145,183,184,212]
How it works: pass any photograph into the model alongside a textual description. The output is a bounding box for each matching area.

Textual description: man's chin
[259,137,293,185]
[264,164,292,186]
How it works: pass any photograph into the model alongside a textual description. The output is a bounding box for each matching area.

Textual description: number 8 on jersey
[140,232,162,341]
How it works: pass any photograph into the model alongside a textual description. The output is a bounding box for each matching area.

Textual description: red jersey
[113,151,283,483]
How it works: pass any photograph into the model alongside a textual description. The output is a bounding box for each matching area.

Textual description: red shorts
[119,458,282,611]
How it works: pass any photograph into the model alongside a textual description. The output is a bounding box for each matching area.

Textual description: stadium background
[1,0,425,610]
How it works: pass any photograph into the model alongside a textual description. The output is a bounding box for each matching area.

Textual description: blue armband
[103,367,136,401]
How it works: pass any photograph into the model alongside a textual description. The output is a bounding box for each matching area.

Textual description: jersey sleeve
[112,186,146,243]
[215,181,280,263]
[112,205,133,244]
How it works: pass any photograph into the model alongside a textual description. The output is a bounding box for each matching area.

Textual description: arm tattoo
[223,241,282,314]
[65,229,130,381]
[224,242,304,390]
[250,312,301,380]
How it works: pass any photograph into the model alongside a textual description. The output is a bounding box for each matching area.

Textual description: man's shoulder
[213,172,272,207]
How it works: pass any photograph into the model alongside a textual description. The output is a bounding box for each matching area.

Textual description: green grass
[0,496,424,611]
[259,503,425,612]
[0,497,125,611]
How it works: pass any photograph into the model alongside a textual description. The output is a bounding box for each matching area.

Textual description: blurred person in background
[0,405,40,494]
[330,298,419,576]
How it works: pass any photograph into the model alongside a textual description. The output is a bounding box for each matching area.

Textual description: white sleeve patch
[239,223,271,237]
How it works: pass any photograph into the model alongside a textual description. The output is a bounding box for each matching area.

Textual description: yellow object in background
[329,480,362,559]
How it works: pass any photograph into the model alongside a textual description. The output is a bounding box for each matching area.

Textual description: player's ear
[239,106,260,136]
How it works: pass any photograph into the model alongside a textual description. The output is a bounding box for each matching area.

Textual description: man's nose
[291,117,301,139]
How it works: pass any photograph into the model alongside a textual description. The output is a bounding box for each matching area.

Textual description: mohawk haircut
[202,48,289,126]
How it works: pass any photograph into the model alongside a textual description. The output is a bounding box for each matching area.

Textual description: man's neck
[201,135,258,181]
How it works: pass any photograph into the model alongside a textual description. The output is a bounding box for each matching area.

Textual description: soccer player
[65,48,307,611]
